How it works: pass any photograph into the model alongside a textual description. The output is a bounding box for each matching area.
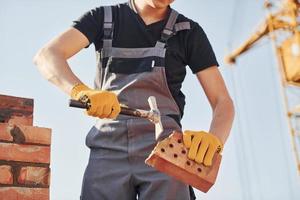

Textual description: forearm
[33,47,82,95]
[209,98,235,145]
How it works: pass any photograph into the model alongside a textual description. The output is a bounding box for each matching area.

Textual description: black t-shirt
[72,2,218,117]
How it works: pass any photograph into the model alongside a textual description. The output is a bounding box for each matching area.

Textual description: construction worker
[33,0,234,199]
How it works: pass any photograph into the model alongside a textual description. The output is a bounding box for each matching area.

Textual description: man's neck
[132,0,170,25]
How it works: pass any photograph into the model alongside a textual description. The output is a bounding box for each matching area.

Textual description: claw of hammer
[148,96,164,140]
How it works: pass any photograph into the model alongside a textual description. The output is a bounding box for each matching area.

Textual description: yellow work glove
[183,130,223,167]
[70,83,121,119]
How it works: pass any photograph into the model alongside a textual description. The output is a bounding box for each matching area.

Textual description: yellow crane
[225,0,300,173]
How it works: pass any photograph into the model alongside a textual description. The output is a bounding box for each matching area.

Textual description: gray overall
[80,6,195,200]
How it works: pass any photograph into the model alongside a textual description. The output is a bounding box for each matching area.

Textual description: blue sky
[1,0,300,199]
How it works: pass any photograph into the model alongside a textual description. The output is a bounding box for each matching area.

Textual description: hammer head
[148,96,164,140]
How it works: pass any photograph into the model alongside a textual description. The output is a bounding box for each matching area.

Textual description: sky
[1,0,300,199]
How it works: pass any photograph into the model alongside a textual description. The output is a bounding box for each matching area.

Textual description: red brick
[0,143,50,164]
[0,165,13,185]
[8,116,33,126]
[0,94,33,126]
[0,187,49,200]
[0,95,33,112]
[0,123,51,145]
[146,131,222,193]
[18,167,50,186]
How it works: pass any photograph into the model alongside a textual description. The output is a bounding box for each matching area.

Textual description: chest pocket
[107,57,155,74]
[103,47,166,74]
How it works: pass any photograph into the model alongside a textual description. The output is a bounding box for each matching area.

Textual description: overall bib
[80,6,195,200]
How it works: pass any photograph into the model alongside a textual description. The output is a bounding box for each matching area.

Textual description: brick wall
[0,94,51,200]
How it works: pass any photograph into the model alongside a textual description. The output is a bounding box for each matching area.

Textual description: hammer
[69,96,164,140]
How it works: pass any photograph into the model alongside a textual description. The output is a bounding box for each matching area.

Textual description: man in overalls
[34,0,235,199]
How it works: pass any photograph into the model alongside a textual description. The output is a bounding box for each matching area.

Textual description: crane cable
[226,0,253,199]
[227,0,271,198]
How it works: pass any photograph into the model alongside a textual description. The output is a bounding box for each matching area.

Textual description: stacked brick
[0,94,51,200]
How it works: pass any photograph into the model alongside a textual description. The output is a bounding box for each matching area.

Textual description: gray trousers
[80,117,191,200]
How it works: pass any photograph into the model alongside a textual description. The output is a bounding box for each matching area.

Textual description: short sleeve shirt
[72,2,219,117]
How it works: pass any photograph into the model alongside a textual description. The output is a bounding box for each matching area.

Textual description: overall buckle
[161,28,175,43]
[103,22,113,39]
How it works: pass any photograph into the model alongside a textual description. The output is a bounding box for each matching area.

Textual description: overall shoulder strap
[160,9,179,43]
[103,6,113,48]
[174,21,191,32]
[156,9,191,48]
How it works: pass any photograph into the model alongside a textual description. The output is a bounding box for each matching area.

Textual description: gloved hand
[183,130,223,167]
[71,83,121,119]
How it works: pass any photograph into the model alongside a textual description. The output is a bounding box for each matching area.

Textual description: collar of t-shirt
[127,0,172,27]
